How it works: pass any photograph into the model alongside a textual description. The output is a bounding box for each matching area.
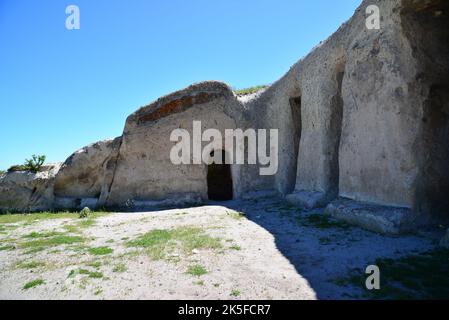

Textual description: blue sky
[0,0,361,170]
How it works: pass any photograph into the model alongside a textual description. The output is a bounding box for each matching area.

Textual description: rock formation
[1,0,448,235]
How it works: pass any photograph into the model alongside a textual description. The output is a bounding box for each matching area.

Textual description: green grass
[335,248,449,299]
[23,279,44,290]
[71,269,104,279]
[187,264,208,277]
[0,211,109,224]
[297,214,351,230]
[234,85,267,96]
[63,224,80,233]
[229,245,241,251]
[77,218,97,228]
[112,263,127,273]
[63,217,99,234]
[21,235,85,249]
[94,289,103,295]
[23,231,61,239]
[0,244,15,251]
[86,261,102,268]
[227,211,246,220]
[230,289,241,297]
[88,271,104,278]
[16,260,45,269]
[127,226,222,260]
[88,246,113,255]
[23,247,45,254]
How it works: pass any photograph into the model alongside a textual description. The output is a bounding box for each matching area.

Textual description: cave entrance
[207,150,233,201]
[288,96,302,193]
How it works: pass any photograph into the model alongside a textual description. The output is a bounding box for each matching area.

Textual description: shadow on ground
[208,196,443,299]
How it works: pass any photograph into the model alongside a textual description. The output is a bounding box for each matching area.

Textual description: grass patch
[88,246,113,256]
[63,224,80,233]
[227,211,246,220]
[0,244,15,251]
[88,271,104,279]
[71,269,104,279]
[86,261,102,268]
[77,218,97,228]
[23,231,61,239]
[21,235,85,249]
[187,264,208,277]
[16,260,45,269]
[94,289,103,295]
[229,245,241,251]
[234,85,267,96]
[0,211,109,224]
[112,263,127,273]
[335,249,449,299]
[23,279,44,290]
[127,226,222,260]
[23,247,45,254]
[230,289,241,297]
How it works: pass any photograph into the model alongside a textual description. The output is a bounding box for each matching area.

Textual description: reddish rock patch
[138,92,223,124]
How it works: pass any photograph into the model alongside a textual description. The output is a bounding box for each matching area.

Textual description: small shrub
[0,170,5,175]
[79,207,92,219]
[8,154,46,173]
[187,264,208,277]
[24,154,46,173]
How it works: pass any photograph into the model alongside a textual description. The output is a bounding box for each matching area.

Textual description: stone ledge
[324,198,411,235]
[285,191,330,209]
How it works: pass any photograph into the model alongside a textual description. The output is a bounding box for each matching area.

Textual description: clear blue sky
[0,0,361,170]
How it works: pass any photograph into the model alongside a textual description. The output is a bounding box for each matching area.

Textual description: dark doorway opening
[207,150,233,201]
[287,96,302,193]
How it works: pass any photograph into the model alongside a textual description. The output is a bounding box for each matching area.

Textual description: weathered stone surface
[285,0,449,227]
[0,163,61,212]
[325,198,410,235]
[1,0,447,232]
[286,191,329,209]
[54,137,122,207]
[104,81,246,207]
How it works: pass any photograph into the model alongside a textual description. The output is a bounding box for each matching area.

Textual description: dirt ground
[0,197,438,300]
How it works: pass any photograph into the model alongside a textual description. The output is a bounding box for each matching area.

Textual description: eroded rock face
[283,0,449,228]
[104,81,245,207]
[53,137,122,208]
[1,0,447,233]
[0,163,61,212]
